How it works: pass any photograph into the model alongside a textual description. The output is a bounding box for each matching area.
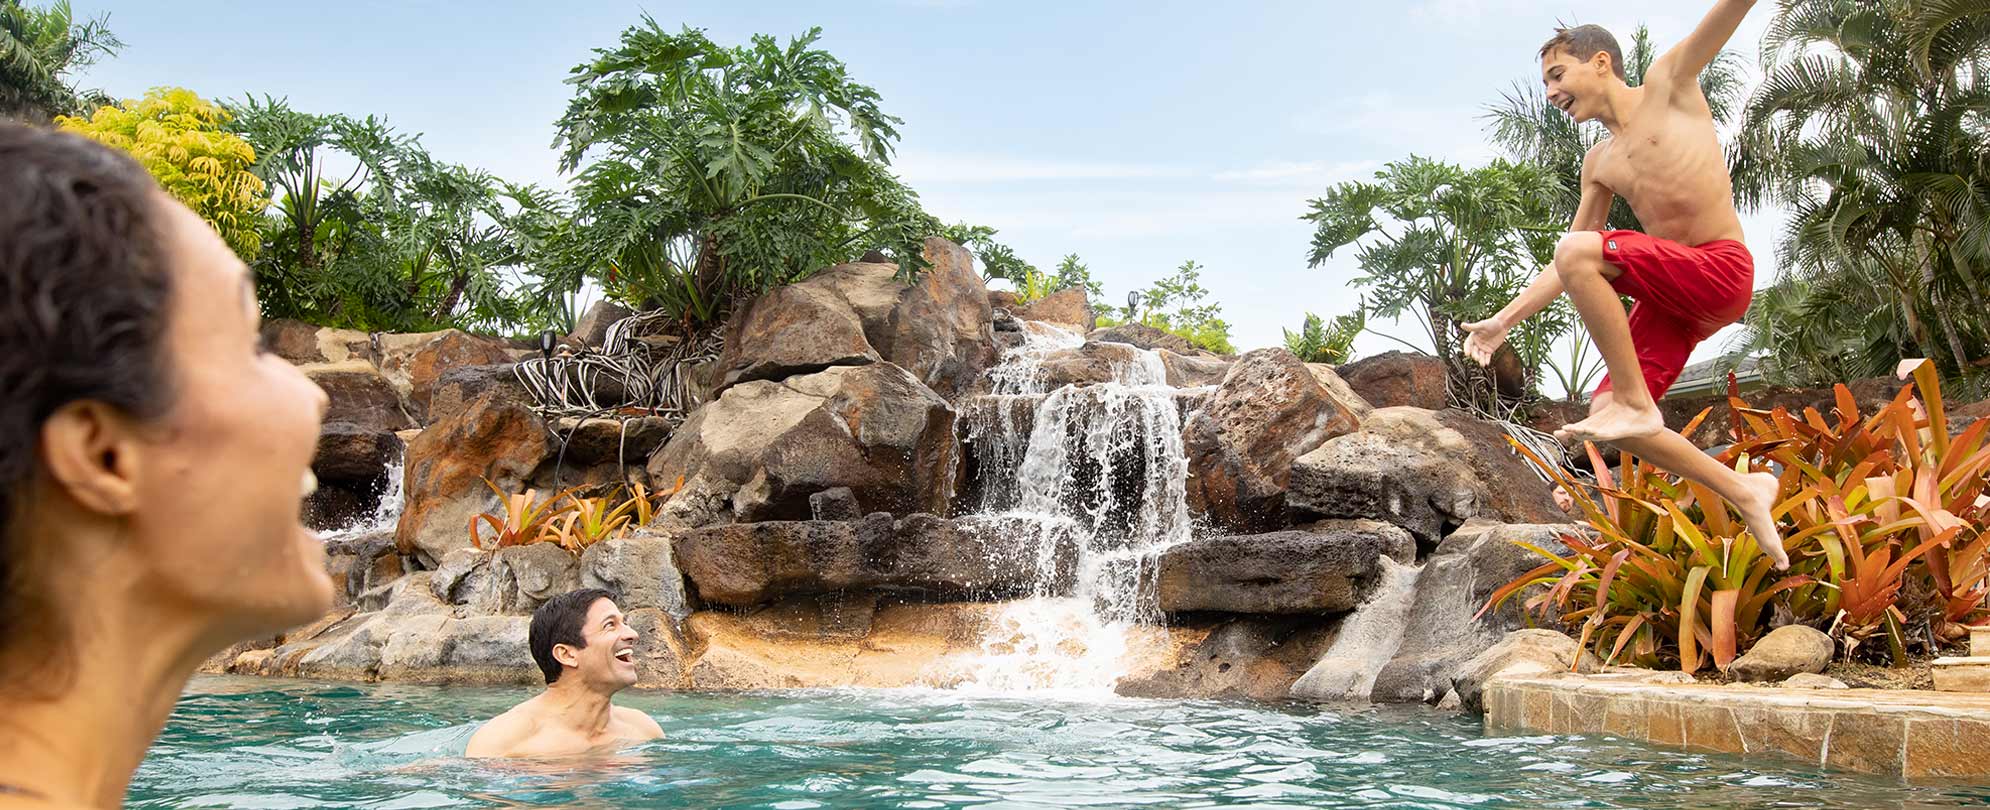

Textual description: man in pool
[1461,0,1789,569]
[465,588,664,758]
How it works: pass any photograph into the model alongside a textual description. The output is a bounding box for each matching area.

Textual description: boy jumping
[1461,1,1788,568]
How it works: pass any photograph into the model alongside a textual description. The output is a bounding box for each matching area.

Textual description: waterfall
[1288,558,1423,702]
[324,456,406,541]
[951,322,1194,692]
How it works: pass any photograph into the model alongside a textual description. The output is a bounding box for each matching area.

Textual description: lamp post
[539,329,558,361]
[1125,290,1140,323]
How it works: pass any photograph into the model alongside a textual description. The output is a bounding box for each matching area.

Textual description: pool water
[132,676,1987,809]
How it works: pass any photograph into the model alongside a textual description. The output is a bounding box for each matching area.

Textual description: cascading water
[323,456,406,542]
[951,322,1196,693]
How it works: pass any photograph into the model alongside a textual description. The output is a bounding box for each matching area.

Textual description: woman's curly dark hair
[0,123,179,692]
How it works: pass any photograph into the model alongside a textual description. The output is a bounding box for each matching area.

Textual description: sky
[74,0,1783,392]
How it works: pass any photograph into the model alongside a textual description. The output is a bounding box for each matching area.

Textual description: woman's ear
[38,401,145,517]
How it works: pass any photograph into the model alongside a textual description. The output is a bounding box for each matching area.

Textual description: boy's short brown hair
[1540,24,1626,81]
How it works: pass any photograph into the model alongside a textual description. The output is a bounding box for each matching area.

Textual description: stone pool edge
[1484,673,1990,780]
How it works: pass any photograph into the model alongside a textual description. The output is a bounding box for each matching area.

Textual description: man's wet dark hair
[529,588,616,684]
[1540,24,1626,81]
[0,123,177,696]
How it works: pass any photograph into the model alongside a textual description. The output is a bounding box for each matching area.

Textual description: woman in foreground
[0,124,335,809]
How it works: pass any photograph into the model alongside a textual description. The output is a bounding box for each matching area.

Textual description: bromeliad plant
[468,478,685,556]
[1486,360,1990,671]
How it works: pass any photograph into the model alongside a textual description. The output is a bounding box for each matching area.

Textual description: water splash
[323,456,405,542]
[1288,558,1423,702]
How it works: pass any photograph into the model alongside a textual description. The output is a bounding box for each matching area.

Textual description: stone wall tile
[1823,711,1907,775]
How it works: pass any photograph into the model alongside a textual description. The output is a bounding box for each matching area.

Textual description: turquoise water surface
[132,676,1986,809]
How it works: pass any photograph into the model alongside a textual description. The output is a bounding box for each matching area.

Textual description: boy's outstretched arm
[1463,144,1615,365]
[1651,0,1758,82]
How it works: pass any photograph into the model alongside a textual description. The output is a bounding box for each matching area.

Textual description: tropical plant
[1099,260,1236,355]
[548,22,940,328]
[941,222,1035,289]
[1283,309,1366,365]
[1484,24,1748,230]
[1488,360,1990,670]
[1048,253,1104,301]
[1727,0,1990,384]
[0,0,121,122]
[468,482,583,551]
[1303,156,1564,392]
[57,87,267,259]
[226,96,563,333]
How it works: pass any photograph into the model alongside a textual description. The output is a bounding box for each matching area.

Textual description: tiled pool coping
[1484,674,1990,780]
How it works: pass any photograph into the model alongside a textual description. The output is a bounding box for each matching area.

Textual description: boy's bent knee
[1554,231,1607,278]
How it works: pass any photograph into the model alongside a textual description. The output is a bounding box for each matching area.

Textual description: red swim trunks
[1591,230,1754,400]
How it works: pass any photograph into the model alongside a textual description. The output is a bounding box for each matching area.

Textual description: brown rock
[1090,322,1210,357]
[427,364,526,424]
[1016,287,1095,332]
[261,319,375,365]
[378,330,515,421]
[1153,520,1416,615]
[671,513,1071,608]
[1116,618,1339,701]
[1338,351,1447,410]
[715,281,881,395]
[1036,341,1149,388]
[987,290,1021,312]
[1448,629,1601,713]
[1161,350,1231,388]
[627,608,690,689]
[1183,349,1367,533]
[307,361,416,432]
[580,534,690,619]
[1730,625,1834,682]
[683,599,1007,690]
[395,392,551,566]
[885,238,997,400]
[1287,407,1563,550]
[567,300,637,348]
[313,422,404,485]
[646,364,955,527]
[551,416,675,468]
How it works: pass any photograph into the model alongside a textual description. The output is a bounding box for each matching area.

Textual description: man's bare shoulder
[464,700,542,758]
[613,704,664,740]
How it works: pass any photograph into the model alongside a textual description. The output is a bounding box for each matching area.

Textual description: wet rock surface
[1182,349,1366,533]
[1153,520,1415,615]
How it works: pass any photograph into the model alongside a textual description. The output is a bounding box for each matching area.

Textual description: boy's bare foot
[1556,402,1666,443]
[1736,470,1788,570]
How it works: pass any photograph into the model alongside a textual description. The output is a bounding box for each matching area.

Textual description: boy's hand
[1462,318,1509,366]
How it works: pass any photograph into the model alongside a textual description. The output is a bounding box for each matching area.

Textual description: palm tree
[1484,25,1749,229]
[1730,0,1990,379]
[0,0,121,123]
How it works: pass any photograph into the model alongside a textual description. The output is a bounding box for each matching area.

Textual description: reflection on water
[130,677,1990,809]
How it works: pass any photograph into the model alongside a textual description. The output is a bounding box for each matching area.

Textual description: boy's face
[1542,49,1612,124]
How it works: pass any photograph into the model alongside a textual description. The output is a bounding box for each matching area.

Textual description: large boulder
[375,614,537,685]
[395,392,551,566]
[888,237,998,400]
[580,534,691,620]
[1014,287,1095,332]
[313,422,403,486]
[715,281,881,394]
[1090,322,1210,357]
[427,363,527,424]
[567,300,637,348]
[377,330,516,421]
[672,513,1072,607]
[646,364,955,527]
[307,361,416,432]
[1035,341,1151,389]
[683,598,1007,690]
[1153,520,1415,615]
[261,319,376,366]
[1337,351,1447,410]
[1162,350,1231,388]
[1182,349,1367,533]
[1449,629,1601,713]
[1116,618,1340,701]
[1288,407,1563,551]
[1366,521,1578,703]
[1731,625,1834,682]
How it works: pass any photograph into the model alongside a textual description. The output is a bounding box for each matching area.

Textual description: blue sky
[75,1,1782,388]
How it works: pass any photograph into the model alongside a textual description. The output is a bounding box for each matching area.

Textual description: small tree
[1103,260,1235,355]
[551,22,938,327]
[1284,309,1365,365]
[1303,155,1563,392]
[59,87,266,259]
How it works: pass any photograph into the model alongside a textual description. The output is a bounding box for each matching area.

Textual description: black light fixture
[539,329,558,361]
[1125,290,1140,321]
